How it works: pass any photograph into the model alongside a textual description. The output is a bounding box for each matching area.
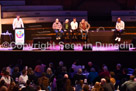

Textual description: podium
[15,28,25,45]
[13,28,25,50]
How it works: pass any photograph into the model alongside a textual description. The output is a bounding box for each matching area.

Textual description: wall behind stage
[25,0,136,21]
[25,0,136,10]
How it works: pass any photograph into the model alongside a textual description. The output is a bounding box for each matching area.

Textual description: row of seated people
[12,16,124,43]
[12,15,125,43]
[52,18,90,40]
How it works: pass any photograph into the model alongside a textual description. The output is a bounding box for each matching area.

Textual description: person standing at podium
[115,17,125,42]
[12,15,24,41]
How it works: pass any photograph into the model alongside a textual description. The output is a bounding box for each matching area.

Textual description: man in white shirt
[70,18,78,39]
[13,15,24,30]
[115,17,125,42]
[12,15,24,41]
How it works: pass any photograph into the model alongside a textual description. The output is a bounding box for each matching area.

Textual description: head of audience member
[94,82,101,89]
[81,19,85,23]
[77,68,82,75]
[6,66,11,74]
[101,78,106,85]
[46,67,52,75]
[22,70,27,76]
[62,66,67,73]
[130,75,135,81]
[88,61,93,67]
[90,67,96,72]
[103,66,108,72]
[27,67,34,75]
[37,86,42,90]
[3,71,10,78]
[55,18,59,23]
[110,72,115,78]
[49,62,53,68]
[13,67,19,73]
[117,17,121,23]
[59,61,64,67]
[65,19,69,23]
[64,74,69,79]
[73,18,77,23]
[116,63,121,70]
[0,86,8,91]
[16,15,20,20]
[83,84,89,91]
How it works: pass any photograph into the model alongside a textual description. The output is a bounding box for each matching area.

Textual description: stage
[0,44,135,52]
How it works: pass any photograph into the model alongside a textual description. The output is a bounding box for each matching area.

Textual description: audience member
[38,72,49,90]
[88,68,98,84]
[21,80,35,91]
[19,70,28,85]
[121,75,136,91]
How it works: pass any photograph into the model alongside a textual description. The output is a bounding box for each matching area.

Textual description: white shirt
[116,20,125,30]
[71,21,78,30]
[19,75,28,84]
[1,76,11,85]
[13,18,24,30]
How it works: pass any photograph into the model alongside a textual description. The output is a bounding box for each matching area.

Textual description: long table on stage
[87,31,115,43]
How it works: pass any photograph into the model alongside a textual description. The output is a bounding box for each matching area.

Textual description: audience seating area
[0,59,136,91]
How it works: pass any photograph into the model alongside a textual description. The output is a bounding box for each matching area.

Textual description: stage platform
[0,45,135,52]
[0,45,136,70]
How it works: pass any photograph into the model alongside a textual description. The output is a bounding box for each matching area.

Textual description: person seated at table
[79,19,90,40]
[52,18,63,40]
[63,19,71,39]
[70,18,78,39]
[115,17,125,42]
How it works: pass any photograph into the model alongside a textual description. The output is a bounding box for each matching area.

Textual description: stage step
[2,11,88,18]
[0,1,25,6]
[1,16,88,24]
[2,5,63,12]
